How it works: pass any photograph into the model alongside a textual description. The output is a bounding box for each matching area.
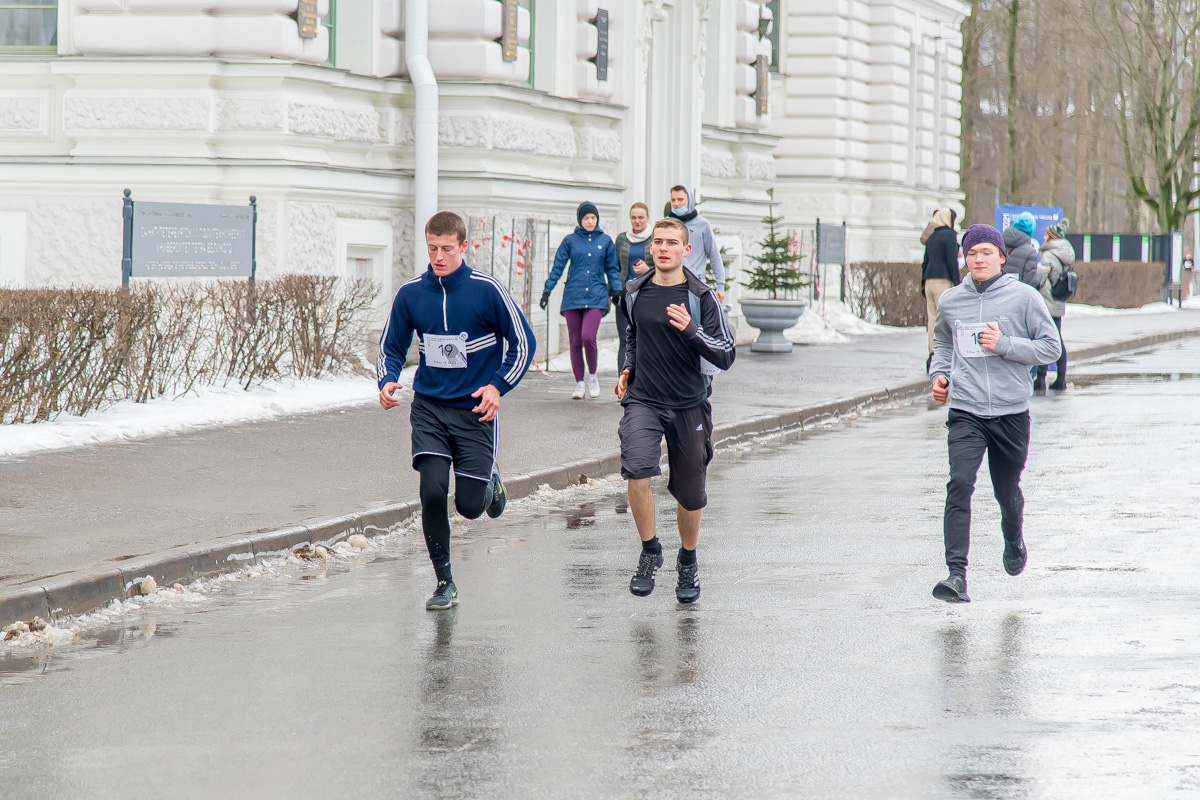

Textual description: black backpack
[1050,263,1078,301]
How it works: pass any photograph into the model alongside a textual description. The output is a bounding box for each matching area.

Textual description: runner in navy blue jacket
[378,211,536,610]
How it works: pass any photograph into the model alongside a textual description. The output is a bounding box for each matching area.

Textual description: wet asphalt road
[1,340,1199,799]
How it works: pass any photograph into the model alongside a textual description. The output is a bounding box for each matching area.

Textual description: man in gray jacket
[668,185,726,300]
[929,224,1062,603]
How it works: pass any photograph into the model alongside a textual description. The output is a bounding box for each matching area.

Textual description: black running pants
[416,455,492,577]
[943,409,1030,574]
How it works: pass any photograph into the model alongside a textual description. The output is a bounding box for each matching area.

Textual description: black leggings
[1036,316,1066,384]
[416,455,492,579]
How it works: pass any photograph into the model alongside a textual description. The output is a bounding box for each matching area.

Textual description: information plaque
[501,0,519,62]
[131,202,255,278]
[755,55,769,115]
[593,10,609,81]
[298,0,318,39]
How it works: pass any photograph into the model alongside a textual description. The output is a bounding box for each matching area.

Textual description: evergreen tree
[741,213,810,300]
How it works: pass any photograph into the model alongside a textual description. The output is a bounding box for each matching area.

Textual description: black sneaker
[486,470,506,519]
[1003,537,1028,576]
[932,574,969,603]
[629,550,663,596]
[426,580,459,610]
[676,561,700,604]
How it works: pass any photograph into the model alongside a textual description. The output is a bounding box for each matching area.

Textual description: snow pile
[1065,301,1179,317]
[0,369,418,460]
[786,299,918,345]
[1182,293,1200,310]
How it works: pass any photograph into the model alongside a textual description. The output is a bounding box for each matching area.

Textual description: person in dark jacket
[921,208,960,371]
[377,211,536,610]
[1002,223,1040,287]
[540,201,622,399]
[614,202,652,373]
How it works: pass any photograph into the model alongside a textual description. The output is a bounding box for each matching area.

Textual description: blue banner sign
[994,205,1063,244]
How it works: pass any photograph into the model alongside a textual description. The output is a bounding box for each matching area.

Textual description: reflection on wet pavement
[0,339,1199,797]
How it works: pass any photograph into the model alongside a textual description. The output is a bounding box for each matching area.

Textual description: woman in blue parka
[539,201,621,399]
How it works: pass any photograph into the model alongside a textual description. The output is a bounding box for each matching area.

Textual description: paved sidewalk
[1,311,1198,620]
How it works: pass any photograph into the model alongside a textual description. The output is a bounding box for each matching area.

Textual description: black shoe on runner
[675,561,701,604]
[1003,537,1028,576]
[486,470,506,519]
[932,574,969,603]
[629,550,663,597]
[426,580,459,610]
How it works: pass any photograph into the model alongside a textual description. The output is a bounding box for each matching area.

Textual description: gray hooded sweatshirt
[930,272,1062,417]
[670,185,726,291]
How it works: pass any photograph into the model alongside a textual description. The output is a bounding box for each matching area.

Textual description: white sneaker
[587,374,600,398]
[571,381,586,399]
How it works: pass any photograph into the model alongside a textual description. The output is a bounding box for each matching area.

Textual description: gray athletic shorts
[618,400,713,511]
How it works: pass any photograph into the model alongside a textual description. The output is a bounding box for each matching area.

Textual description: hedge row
[0,276,376,424]
[843,260,1168,328]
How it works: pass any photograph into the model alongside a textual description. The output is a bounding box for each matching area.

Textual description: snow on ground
[1065,301,1180,317]
[0,370,405,460]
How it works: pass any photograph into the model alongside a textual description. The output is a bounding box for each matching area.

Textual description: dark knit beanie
[961,224,1007,257]
[576,201,599,226]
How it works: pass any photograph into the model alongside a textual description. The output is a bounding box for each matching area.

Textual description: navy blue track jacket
[376,263,536,409]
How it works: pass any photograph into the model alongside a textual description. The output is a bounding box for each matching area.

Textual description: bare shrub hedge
[1071,261,1165,308]
[844,262,926,327]
[0,276,376,424]
[844,260,1166,327]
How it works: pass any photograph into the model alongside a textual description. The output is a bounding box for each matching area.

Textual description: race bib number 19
[954,321,991,358]
[425,332,469,369]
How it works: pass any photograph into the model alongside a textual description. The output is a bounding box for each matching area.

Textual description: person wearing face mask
[665,185,726,301]
[928,224,1061,604]
[614,202,652,373]
[540,201,622,399]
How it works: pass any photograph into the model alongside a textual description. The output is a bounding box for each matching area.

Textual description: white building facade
[0,0,965,349]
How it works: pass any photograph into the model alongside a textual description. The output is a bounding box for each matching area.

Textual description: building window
[0,0,57,51]
[765,0,780,73]
[521,0,534,87]
[322,0,336,66]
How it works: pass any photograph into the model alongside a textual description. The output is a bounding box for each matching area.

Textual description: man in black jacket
[615,217,736,604]
[921,208,960,372]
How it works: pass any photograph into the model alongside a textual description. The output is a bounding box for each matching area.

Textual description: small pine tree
[741,214,810,300]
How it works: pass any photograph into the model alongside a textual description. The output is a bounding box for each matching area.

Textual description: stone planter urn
[739,298,808,353]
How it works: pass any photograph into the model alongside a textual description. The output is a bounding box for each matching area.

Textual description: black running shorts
[409,395,497,483]
[618,400,714,511]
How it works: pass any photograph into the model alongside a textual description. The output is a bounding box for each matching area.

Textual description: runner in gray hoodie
[929,224,1061,603]
[668,185,726,299]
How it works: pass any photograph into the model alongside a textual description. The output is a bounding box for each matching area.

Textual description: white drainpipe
[406,0,438,269]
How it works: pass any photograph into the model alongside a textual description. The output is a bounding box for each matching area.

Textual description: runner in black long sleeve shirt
[614,217,735,604]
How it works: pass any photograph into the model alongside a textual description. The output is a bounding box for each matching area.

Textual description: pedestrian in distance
[921,208,960,373]
[378,211,536,611]
[667,185,726,301]
[540,202,622,399]
[920,208,943,246]
[1002,213,1041,287]
[614,202,653,374]
[1034,219,1074,391]
[615,217,736,604]
[929,224,1062,603]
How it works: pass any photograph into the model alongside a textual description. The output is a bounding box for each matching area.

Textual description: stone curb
[3,325,1198,629]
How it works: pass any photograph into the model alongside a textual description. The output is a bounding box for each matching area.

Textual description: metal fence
[463,215,562,364]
